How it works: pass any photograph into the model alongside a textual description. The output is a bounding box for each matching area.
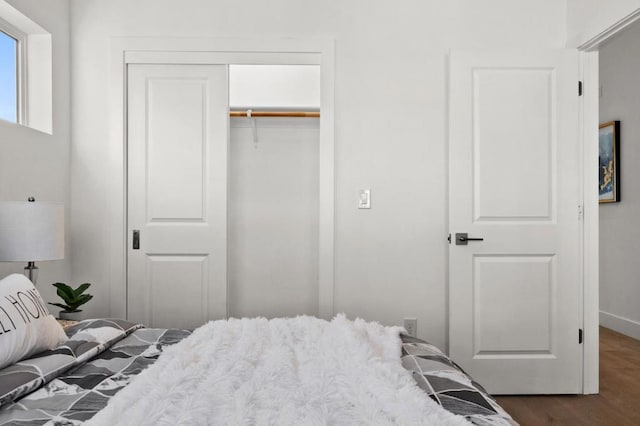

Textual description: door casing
[106,38,335,322]
[574,7,640,395]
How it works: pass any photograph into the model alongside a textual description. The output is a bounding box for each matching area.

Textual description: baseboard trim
[600,311,640,340]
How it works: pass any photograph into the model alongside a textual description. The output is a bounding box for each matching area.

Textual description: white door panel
[473,68,553,220]
[146,255,209,329]
[449,50,581,394]
[127,64,228,329]
[146,78,207,220]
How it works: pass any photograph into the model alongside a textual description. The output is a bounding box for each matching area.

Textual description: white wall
[599,22,640,340]
[567,0,640,47]
[230,65,320,108]
[229,119,319,318]
[0,0,70,305]
[69,0,566,348]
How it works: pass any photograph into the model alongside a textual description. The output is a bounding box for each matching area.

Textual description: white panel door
[449,50,581,394]
[127,64,228,329]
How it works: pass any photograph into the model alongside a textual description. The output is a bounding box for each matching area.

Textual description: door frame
[107,37,335,320]
[580,49,599,395]
[577,8,640,395]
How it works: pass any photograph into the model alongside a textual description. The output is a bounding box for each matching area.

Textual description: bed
[0,271,515,425]
[0,318,516,425]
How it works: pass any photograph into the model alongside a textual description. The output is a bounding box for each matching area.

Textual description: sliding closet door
[127,64,229,329]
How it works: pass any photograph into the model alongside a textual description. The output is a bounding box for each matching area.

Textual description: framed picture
[599,121,620,203]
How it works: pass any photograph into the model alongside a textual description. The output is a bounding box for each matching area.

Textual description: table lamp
[0,197,64,285]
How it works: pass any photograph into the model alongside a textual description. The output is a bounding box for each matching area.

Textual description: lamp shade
[0,201,64,262]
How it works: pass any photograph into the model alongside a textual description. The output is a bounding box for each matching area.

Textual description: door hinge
[579,328,583,344]
[578,81,583,96]
[447,233,451,244]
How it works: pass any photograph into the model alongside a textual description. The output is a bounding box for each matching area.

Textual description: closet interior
[227,65,321,318]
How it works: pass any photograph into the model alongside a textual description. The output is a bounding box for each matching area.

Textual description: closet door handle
[133,230,140,250]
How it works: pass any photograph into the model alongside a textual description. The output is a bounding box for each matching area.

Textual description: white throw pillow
[0,274,68,370]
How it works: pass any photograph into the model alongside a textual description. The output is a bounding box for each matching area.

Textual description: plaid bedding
[0,321,515,425]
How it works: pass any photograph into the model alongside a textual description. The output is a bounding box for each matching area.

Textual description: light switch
[358,189,371,209]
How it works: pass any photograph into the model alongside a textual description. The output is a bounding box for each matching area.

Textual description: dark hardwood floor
[496,327,640,425]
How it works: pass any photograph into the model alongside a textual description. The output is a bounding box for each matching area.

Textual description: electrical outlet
[404,318,417,337]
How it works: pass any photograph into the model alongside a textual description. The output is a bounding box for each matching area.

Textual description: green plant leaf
[74,283,91,297]
[51,282,93,311]
[52,283,75,303]
[55,288,71,304]
[48,302,72,311]
[76,294,93,306]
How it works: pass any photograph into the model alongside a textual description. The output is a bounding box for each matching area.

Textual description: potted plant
[49,282,93,321]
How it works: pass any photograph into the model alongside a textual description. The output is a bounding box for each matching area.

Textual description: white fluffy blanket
[88,315,470,425]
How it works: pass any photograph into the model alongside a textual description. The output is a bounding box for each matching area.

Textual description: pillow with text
[0,274,67,370]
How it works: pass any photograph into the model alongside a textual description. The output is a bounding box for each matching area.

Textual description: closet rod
[230,110,320,118]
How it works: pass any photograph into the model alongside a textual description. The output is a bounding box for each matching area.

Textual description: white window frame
[0,16,27,125]
[0,1,52,134]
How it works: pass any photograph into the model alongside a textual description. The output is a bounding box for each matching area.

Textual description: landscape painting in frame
[599,121,620,203]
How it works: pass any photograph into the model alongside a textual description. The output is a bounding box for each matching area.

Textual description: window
[0,2,52,134]
[0,29,17,123]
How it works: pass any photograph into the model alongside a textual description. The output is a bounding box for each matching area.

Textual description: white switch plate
[358,189,371,209]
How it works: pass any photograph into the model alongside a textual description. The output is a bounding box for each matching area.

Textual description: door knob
[455,233,484,246]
